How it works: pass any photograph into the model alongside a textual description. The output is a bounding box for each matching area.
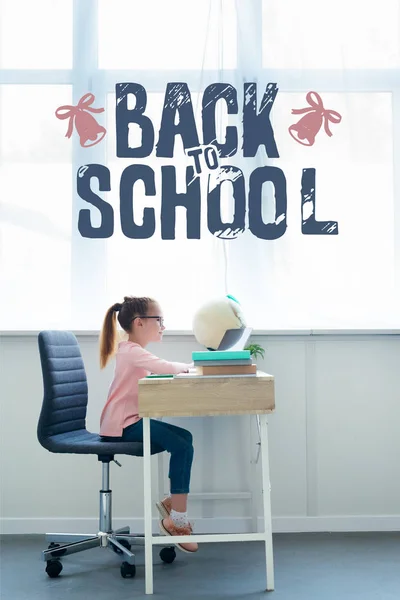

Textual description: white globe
[192,295,246,350]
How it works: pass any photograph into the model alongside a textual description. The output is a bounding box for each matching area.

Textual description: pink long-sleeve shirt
[100,341,191,437]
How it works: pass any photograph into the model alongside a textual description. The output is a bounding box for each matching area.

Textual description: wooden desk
[138,371,275,595]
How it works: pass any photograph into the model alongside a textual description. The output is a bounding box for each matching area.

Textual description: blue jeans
[122,419,194,494]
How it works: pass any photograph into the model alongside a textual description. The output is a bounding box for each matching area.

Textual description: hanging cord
[194,1,231,296]
[233,0,262,462]
[194,0,212,118]
[217,0,229,295]
[193,1,228,294]
[250,415,262,464]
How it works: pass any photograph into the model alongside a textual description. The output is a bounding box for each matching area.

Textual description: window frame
[0,0,399,331]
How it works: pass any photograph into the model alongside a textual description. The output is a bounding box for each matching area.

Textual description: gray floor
[1,533,399,600]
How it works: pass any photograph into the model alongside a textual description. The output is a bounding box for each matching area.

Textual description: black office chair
[37,330,176,580]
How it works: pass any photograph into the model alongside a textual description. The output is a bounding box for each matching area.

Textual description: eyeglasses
[132,315,164,327]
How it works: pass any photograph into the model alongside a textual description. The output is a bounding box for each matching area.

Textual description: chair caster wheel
[112,539,132,555]
[46,559,63,578]
[159,546,176,564]
[120,561,136,578]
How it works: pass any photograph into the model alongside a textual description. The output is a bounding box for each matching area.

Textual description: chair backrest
[37,331,89,444]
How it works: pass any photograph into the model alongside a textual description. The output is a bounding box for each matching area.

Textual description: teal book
[192,350,251,361]
[193,358,252,366]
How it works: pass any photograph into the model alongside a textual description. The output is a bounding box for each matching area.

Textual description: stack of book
[191,349,256,376]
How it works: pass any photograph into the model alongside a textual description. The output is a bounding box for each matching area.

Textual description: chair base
[43,527,174,566]
[41,459,176,578]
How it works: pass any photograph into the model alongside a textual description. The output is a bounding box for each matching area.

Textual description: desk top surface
[138,370,275,417]
[139,370,273,385]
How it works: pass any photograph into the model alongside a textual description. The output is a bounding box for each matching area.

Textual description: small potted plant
[245,342,265,362]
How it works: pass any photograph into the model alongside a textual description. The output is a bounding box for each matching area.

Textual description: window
[98,0,237,70]
[0,84,72,329]
[262,0,400,69]
[0,0,399,330]
[0,0,72,69]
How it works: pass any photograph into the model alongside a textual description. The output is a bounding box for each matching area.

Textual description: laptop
[217,327,253,351]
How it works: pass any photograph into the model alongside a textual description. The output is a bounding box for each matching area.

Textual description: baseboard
[1,515,399,535]
[271,515,400,532]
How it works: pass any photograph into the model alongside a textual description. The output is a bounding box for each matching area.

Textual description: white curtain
[0,0,399,331]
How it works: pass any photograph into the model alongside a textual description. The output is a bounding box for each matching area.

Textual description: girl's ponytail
[99,303,122,368]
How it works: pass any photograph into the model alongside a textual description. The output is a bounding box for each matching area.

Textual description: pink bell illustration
[55,93,106,147]
[289,91,341,146]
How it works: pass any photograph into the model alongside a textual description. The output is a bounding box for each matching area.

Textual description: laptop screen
[217,327,253,351]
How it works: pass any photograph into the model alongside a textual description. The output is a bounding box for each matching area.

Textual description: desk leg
[259,414,274,591]
[143,417,153,595]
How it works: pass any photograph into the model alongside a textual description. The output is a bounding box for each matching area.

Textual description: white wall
[1,332,399,535]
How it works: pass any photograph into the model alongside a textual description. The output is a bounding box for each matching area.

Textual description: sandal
[159,517,198,553]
